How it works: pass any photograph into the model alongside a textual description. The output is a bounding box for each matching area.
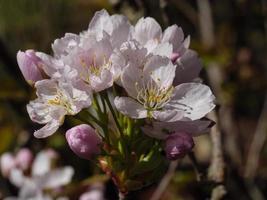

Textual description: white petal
[88,9,112,34]
[9,168,26,187]
[142,119,213,139]
[32,151,52,176]
[33,118,62,138]
[52,33,80,57]
[173,49,202,85]
[121,65,144,98]
[109,14,131,48]
[114,97,147,119]
[120,40,147,68]
[133,17,162,45]
[90,69,113,92]
[27,99,54,124]
[152,109,185,122]
[109,50,126,81]
[144,55,176,89]
[35,79,58,100]
[168,83,215,120]
[35,52,65,77]
[18,179,41,199]
[162,25,184,52]
[151,42,173,57]
[39,167,74,189]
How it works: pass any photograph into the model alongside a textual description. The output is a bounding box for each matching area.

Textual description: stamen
[136,79,174,111]
[47,90,74,114]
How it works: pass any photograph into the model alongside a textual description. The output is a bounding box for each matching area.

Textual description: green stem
[100,92,107,114]
[86,110,106,128]
[93,93,102,113]
[104,91,123,137]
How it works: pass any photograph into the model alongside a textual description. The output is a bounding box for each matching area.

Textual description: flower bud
[0,153,16,177]
[15,148,33,171]
[16,50,44,85]
[164,132,194,160]
[66,124,102,160]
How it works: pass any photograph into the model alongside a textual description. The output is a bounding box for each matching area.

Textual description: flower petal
[152,109,185,122]
[121,65,144,98]
[144,55,176,89]
[33,118,62,138]
[173,49,202,85]
[39,167,74,189]
[142,119,213,139]
[168,83,215,120]
[162,25,184,52]
[151,42,173,57]
[109,14,131,48]
[114,97,147,119]
[133,17,162,45]
[32,151,52,176]
[52,33,80,58]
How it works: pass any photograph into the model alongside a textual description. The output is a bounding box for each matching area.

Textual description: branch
[244,0,267,179]
[150,160,179,200]
[245,95,267,178]
[197,0,226,198]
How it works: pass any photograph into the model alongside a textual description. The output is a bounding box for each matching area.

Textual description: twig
[244,0,267,179]
[150,160,179,200]
[197,0,226,198]
[245,95,267,178]
[197,0,215,50]
[211,185,227,200]
[207,111,225,183]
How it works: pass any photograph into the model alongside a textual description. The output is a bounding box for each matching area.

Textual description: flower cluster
[17,9,215,193]
[1,149,73,200]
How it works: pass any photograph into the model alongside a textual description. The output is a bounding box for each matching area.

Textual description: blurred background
[0,0,267,199]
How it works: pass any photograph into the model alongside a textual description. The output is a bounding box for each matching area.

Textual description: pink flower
[164,132,194,160]
[66,124,102,160]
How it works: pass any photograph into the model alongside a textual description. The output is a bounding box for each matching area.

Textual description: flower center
[80,55,111,84]
[47,90,74,114]
[135,79,173,111]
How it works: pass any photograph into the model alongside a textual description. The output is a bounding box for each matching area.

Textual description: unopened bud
[164,132,194,160]
[66,124,102,160]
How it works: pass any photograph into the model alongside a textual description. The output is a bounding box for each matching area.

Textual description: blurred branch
[197,0,226,198]
[169,0,198,27]
[245,95,267,178]
[211,185,227,200]
[207,110,225,183]
[150,160,179,200]
[245,0,267,180]
[197,0,215,50]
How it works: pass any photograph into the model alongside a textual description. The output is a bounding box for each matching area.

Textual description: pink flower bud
[15,148,33,171]
[16,50,44,85]
[170,52,180,63]
[0,153,16,177]
[164,132,194,160]
[66,124,102,160]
